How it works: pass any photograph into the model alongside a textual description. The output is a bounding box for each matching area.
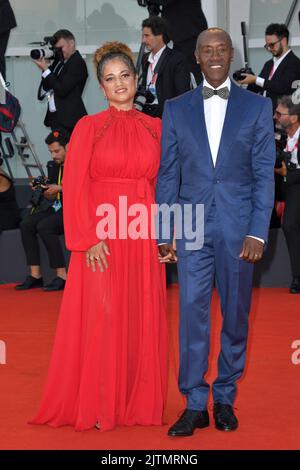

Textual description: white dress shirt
[203,76,231,166]
[255,49,291,89]
[42,68,56,112]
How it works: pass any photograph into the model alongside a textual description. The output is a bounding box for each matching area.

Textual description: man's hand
[43,184,61,200]
[86,241,110,273]
[274,161,287,177]
[237,73,257,85]
[32,58,49,71]
[158,244,178,264]
[239,236,264,263]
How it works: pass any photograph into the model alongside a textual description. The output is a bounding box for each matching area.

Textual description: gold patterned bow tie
[202,86,230,100]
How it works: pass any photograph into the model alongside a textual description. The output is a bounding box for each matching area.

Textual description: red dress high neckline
[108,105,139,118]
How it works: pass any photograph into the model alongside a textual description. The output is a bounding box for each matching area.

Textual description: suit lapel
[154,47,171,76]
[188,84,214,171]
[57,51,78,76]
[271,50,293,78]
[140,48,170,87]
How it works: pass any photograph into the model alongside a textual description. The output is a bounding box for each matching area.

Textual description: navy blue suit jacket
[155,81,276,258]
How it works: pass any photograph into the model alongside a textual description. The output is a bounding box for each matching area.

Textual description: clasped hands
[158,243,178,264]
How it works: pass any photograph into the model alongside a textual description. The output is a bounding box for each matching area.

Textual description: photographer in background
[139,15,190,118]
[238,24,300,110]
[0,0,16,81]
[274,96,300,294]
[15,130,69,292]
[32,29,88,134]
[238,23,300,228]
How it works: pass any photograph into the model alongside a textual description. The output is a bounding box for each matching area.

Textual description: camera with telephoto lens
[30,36,63,61]
[30,175,51,206]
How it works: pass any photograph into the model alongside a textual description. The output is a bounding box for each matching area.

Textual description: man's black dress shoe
[290,277,300,294]
[15,275,43,290]
[168,409,209,437]
[213,403,238,431]
[43,277,65,291]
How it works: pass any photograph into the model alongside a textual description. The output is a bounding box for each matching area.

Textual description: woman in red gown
[30,42,168,431]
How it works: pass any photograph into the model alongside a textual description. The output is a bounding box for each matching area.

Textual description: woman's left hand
[86,241,110,273]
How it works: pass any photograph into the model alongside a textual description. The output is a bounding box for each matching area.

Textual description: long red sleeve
[63,115,100,251]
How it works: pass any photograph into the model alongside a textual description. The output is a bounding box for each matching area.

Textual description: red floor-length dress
[30,107,168,431]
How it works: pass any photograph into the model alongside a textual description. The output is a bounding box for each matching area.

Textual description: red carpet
[0,284,300,450]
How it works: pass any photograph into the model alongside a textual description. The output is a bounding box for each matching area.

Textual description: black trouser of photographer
[20,207,65,269]
[46,111,74,135]
[282,169,300,278]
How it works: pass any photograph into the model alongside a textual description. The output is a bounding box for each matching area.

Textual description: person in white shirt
[237,23,300,111]
[274,95,300,294]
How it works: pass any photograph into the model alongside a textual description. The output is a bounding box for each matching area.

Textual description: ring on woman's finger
[94,257,99,261]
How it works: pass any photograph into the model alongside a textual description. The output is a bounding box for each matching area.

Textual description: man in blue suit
[156,28,275,436]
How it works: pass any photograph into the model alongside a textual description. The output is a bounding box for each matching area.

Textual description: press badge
[148,83,157,101]
[52,200,62,212]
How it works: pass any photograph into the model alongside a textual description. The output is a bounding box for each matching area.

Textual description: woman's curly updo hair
[93,41,137,83]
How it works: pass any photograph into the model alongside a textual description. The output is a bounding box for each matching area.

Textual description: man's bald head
[196,28,233,51]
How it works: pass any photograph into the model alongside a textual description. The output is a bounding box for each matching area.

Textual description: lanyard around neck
[56,165,62,201]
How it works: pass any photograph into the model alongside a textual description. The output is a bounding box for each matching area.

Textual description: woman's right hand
[86,241,110,273]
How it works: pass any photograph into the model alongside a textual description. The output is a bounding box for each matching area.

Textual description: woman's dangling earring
[101,87,107,100]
